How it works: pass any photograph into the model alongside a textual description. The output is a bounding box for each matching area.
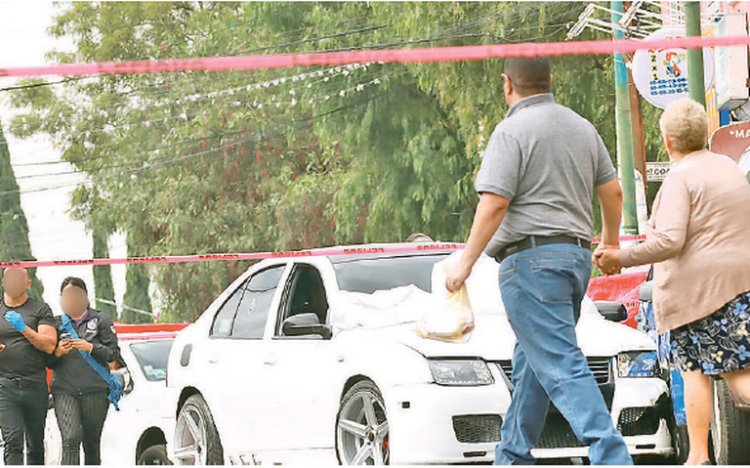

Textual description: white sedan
[166,243,674,465]
[44,330,179,465]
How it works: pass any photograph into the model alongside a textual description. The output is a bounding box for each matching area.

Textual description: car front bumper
[385,372,673,465]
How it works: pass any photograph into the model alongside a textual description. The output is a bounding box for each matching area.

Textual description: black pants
[53,392,109,465]
[0,378,49,465]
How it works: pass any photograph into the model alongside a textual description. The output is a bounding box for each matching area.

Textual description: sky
[0,1,128,313]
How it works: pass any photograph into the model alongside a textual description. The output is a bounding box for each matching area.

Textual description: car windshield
[332,254,448,294]
[129,340,173,382]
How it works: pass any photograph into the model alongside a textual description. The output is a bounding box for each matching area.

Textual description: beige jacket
[620,150,750,333]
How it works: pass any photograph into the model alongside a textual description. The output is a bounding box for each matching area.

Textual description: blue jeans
[494,243,632,465]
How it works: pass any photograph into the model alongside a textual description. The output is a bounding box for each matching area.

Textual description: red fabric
[587,268,649,329]
[114,323,188,335]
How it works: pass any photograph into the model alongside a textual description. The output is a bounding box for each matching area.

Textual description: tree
[0,126,44,298]
[120,232,153,323]
[92,226,117,319]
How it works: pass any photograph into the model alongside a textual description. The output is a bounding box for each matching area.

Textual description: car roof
[329,243,454,264]
[252,242,456,266]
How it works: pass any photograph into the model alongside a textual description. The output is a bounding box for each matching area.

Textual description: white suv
[166,243,674,465]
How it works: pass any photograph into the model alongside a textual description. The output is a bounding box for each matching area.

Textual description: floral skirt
[670,290,750,375]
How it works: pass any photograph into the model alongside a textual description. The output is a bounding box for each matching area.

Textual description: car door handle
[262,354,277,366]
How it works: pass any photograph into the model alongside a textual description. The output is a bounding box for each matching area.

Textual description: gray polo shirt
[475,93,616,257]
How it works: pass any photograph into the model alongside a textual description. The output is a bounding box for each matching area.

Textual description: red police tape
[0,243,465,269]
[1,35,750,78]
[0,236,646,269]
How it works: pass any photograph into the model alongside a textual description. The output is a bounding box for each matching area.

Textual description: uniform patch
[87,318,99,331]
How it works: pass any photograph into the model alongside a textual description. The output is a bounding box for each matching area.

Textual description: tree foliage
[0,127,44,299]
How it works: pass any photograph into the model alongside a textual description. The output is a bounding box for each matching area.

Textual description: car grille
[449,406,660,448]
[452,414,502,444]
[492,357,615,450]
[451,406,588,449]
[495,357,612,385]
[536,409,586,449]
[617,407,660,436]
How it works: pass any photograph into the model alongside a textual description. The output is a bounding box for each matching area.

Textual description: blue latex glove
[4,311,26,333]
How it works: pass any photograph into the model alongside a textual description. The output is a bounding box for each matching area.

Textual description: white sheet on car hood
[330,252,505,331]
[331,285,436,331]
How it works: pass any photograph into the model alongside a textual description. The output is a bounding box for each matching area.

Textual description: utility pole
[629,70,647,183]
[623,1,647,185]
[610,0,639,234]
[685,1,706,107]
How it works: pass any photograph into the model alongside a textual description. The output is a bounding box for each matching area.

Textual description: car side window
[210,282,246,338]
[231,265,286,339]
[277,264,330,336]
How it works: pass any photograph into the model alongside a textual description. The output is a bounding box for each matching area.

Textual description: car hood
[331,253,655,360]
[337,310,654,361]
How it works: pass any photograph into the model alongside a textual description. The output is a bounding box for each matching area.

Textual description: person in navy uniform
[48,277,122,466]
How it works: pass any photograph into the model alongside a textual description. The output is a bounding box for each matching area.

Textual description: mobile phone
[60,332,72,342]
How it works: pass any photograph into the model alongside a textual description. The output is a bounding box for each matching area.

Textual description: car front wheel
[336,380,390,465]
[174,394,224,465]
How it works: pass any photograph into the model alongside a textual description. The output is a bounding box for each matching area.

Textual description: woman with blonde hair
[597,98,750,465]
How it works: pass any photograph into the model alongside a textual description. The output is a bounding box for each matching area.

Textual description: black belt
[494,235,591,263]
[0,376,45,388]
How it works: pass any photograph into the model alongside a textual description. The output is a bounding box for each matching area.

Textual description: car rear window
[332,254,447,294]
[129,340,173,382]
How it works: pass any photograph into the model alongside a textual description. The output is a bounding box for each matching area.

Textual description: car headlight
[617,351,659,378]
[428,359,494,386]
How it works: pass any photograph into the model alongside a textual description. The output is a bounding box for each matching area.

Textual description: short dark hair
[406,232,434,242]
[60,276,88,294]
[504,57,551,95]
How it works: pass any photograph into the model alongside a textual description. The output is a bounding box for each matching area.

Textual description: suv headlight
[617,351,659,378]
[428,359,494,386]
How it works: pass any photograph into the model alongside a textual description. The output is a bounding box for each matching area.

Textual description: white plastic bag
[415,264,475,343]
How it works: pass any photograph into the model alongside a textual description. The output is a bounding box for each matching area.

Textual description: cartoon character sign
[663,51,685,78]
[632,27,714,109]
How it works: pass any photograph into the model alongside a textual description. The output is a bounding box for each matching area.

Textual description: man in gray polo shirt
[445,57,631,465]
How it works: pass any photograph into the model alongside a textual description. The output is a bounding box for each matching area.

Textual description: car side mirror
[595,301,628,322]
[113,368,134,396]
[638,281,654,303]
[281,313,332,340]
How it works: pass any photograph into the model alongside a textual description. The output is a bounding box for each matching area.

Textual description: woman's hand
[592,243,619,270]
[70,339,94,353]
[55,340,74,357]
[596,249,623,275]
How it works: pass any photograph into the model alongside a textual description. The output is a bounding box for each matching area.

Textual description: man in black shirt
[0,267,57,465]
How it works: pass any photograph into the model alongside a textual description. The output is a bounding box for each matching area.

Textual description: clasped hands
[593,243,623,276]
[55,338,94,357]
